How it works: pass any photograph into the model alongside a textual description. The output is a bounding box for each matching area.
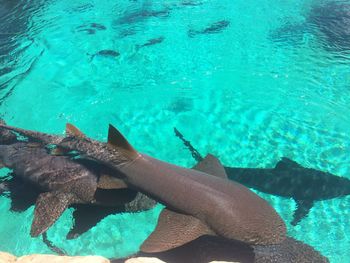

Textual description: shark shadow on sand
[174,127,350,226]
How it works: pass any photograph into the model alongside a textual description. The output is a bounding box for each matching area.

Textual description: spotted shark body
[0,122,287,251]
[0,123,156,237]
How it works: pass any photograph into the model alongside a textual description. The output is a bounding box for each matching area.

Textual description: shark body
[0,123,330,262]
[0,124,156,237]
[0,122,287,251]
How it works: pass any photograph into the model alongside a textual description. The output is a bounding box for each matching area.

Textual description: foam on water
[0,0,350,262]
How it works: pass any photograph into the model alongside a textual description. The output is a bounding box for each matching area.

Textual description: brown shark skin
[0,141,156,237]
[0,120,17,144]
[0,123,286,245]
[55,127,287,246]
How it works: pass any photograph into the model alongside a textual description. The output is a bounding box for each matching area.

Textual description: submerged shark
[0,122,287,252]
[0,123,156,237]
[0,123,330,262]
[174,127,350,225]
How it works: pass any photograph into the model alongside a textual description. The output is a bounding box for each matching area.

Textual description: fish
[174,127,350,225]
[115,9,170,25]
[0,122,287,251]
[269,2,350,53]
[307,2,350,52]
[136,36,165,49]
[188,20,230,37]
[76,23,106,35]
[88,50,120,61]
[0,122,156,237]
[111,236,328,263]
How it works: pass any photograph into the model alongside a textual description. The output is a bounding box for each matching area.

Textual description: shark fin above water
[66,123,86,138]
[141,208,214,253]
[192,154,228,179]
[275,157,303,170]
[291,199,314,226]
[107,124,138,158]
[31,191,78,237]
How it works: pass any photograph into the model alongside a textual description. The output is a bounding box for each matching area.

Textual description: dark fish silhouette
[0,123,156,237]
[270,2,350,53]
[0,123,288,251]
[115,9,170,25]
[308,2,350,52]
[76,23,106,35]
[188,20,230,37]
[112,236,328,263]
[136,36,165,49]
[174,127,350,225]
[88,50,120,61]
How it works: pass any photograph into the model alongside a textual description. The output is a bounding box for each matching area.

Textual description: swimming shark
[0,123,156,237]
[174,127,350,225]
[0,122,287,251]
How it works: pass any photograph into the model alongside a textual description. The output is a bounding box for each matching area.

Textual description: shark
[0,123,156,238]
[174,127,350,225]
[0,122,287,252]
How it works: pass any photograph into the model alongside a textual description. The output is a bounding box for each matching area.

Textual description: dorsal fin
[107,124,138,156]
[141,208,214,253]
[275,157,303,170]
[66,123,86,138]
[192,154,228,179]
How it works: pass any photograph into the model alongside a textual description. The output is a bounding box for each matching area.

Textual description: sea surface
[0,0,350,262]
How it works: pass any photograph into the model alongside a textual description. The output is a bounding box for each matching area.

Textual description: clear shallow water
[0,0,350,262]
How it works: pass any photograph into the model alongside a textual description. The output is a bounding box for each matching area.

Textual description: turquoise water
[0,0,350,262]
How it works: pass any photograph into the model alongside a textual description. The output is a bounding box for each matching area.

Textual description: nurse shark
[174,127,350,225]
[0,122,156,238]
[0,122,329,262]
[0,122,287,251]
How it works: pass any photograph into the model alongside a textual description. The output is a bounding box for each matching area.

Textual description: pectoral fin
[141,208,213,253]
[97,174,128,189]
[291,199,314,226]
[31,191,77,237]
[192,154,228,179]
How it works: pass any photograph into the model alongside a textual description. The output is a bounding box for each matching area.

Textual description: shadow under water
[269,1,350,54]
[174,127,350,226]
